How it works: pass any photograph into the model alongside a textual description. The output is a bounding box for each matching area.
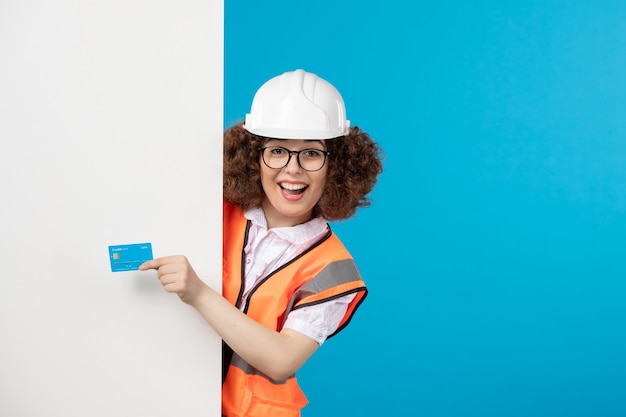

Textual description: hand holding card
[138,255,209,305]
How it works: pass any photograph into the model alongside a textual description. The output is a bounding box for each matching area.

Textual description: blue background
[225,2,626,416]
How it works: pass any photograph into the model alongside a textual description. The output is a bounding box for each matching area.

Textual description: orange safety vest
[222,200,367,417]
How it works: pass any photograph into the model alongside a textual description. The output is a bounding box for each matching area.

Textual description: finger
[154,263,182,277]
[139,255,185,271]
[162,282,182,294]
[138,259,161,271]
[157,270,181,286]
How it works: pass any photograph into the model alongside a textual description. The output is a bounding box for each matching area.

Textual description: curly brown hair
[223,122,383,221]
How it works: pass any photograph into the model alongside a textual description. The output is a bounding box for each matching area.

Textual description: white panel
[0,1,222,416]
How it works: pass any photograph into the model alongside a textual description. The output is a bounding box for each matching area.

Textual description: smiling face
[260,138,328,228]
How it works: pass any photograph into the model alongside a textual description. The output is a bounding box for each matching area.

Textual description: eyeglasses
[258,146,331,172]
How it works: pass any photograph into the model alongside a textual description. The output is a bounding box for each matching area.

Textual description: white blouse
[241,207,357,345]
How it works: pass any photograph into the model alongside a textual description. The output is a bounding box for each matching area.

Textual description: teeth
[281,182,307,191]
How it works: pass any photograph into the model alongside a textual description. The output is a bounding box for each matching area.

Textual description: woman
[141,69,383,416]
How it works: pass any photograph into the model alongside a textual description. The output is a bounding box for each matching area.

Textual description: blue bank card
[108,242,153,272]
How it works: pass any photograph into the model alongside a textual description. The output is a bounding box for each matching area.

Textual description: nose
[283,151,302,173]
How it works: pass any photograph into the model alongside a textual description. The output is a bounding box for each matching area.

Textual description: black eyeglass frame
[258,146,331,172]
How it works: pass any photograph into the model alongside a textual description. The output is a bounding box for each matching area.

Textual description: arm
[139,255,318,382]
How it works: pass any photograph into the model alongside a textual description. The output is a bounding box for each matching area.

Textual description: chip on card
[108,243,153,272]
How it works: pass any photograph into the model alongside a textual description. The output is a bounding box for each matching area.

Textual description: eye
[302,149,324,159]
[269,146,287,155]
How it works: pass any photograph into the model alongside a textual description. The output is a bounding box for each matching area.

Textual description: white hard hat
[244,69,350,140]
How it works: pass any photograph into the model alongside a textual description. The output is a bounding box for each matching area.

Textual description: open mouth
[280,182,307,195]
